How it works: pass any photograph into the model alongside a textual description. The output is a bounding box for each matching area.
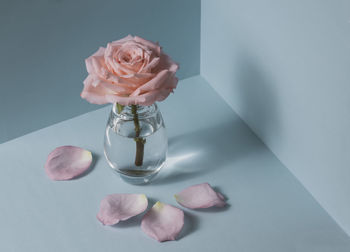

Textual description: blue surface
[201,0,350,235]
[0,0,200,143]
[0,76,349,251]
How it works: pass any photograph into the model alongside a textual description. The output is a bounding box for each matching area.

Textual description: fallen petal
[141,202,184,242]
[175,183,226,209]
[45,146,92,180]
[97,194,148,225]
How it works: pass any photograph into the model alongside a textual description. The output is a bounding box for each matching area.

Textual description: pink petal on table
[97,194,148,225]
[175,183,226,209]
[45,146,92,180]
[141,202,184,242]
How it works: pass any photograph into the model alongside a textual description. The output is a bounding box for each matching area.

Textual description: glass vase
[104,103,167,184]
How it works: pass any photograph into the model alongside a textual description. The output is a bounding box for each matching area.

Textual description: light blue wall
[0,0,200,143]
[201,0,350,235]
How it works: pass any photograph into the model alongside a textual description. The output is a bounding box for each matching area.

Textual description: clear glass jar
[104,103,167,184]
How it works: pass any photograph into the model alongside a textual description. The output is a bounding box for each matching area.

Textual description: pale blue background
[201,0,350,235]
[1,76,349,251]
[1,0,350,242]
[0,0,200,143]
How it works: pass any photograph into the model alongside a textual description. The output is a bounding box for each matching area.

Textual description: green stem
[131,105,145,166]
[116,103,124,114]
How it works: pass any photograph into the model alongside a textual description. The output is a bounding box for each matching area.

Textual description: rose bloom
[81,35,179,106]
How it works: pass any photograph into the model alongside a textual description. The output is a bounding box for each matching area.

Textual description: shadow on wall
[154,119,264,185]
[234,51,281,148]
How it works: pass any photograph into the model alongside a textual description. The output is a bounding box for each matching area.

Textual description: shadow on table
[177,210,200,240]
[153,119,262,185]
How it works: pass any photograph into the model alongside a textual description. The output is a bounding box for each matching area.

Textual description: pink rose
[81,35,179,106]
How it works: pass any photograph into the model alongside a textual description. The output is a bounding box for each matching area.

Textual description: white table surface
[0,75,349,252]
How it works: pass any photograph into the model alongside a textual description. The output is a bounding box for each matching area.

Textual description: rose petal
[112,44,141,75]
[120,72,154,86]
[95,78,134,95]
[88,65,137,88]
[97,194,148,225]
[45,146,92,180]
[107,88,172,106]
[104,43,124,75]
[81,75,112,104]
[109,34,134,46]
[85,47,106,76]
[129,70,170,97]
[105,40,145,76]
[141,202,184,242]
[130,72,178,98]
[82,35,179,106]
[175,183,226,209]
[156,52,179,73]
[134,36,161,56]
[140,56,160,73]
